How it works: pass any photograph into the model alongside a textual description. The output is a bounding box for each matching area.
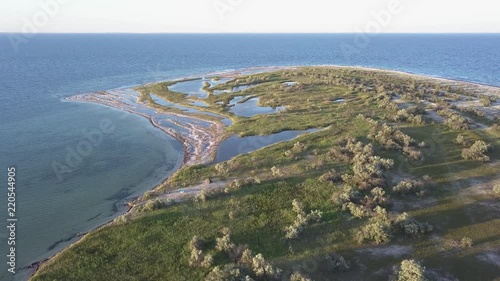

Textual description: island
[31,66,500,281]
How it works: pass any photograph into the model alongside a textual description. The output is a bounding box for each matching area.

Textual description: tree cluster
[324,253,351,272]
[437,109,469,130]
[493,184,500,197]
[461,140,491,162]
[188,236,213,268]
[391,108,425,125]
[355,207,432,245]
[363,117,423,161]
[190,228,287,281]
[457,106,484,117]
[330,138,394,190]
[392,179,425,195]
[396,259,428,281]
[285,199,323,239]
[289,272,312,281]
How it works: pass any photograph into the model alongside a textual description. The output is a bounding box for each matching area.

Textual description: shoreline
[27,65,500,280]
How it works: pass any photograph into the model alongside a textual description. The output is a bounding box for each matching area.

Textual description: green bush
[493,184,500,197]
[325,254,350,272]
[393,179,424,195]
[205,264,246,281]
[394,213,433,237]
[460,236,473,248]
[215,162,230,175]
[290,272,312,281]
[455,134,467,146]
[461,140,491,162]
[397,259,427,281]
[285,199,323,239]
[137,198,166,213]
[355,221,391,245]
[188,236,212,268]
[319,169,340,183]
[342,202,369,219]
[252,254,283,278]
[480,97,491,107]
[332,185,360,205]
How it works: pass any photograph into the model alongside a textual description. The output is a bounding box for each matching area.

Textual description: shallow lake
[168,79,207,98]
[229,96,286,117]
[214,128,318,163]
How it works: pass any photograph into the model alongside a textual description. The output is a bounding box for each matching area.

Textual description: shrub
[356,221,391,245]
[142,190,156,200]
[201,254,214,268]
[460,236,473,248]
[188,236,212,268]
[216,227,236,253]
[461,140,491,162]
[271,166,284,177]
[356,207,392,245]
[319,169,340,183]
[189,249,204,266]
[205,264,245,281]
[292,141,307,153]
[371,206,391,225]
[225,177,258,193]
[370,187,389,206]
[365,120,422,160]
[239,248,254,265]
[137,198,166,213]
[493,184,500,197]
[343,202,369,219]
[252,254,282,278]
[480,97,491,107]
[444,113,469,130]
[325,254,350,272]
[349,141,394,189]
[397,259,427,281]
[393,179,424,195]
[332,185,360,205]
[455,134,466,146]
[194,189,208,203]
[394,213,433,237]
[114,214,131,224]
[215,162,230,175]
[392,108,425,125]
[285,199,323,239]
[290,272,312,281]
[214,228,249,262]
[459,106,484,117]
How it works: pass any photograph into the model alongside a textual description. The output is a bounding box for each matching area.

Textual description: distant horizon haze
[1,0,499,33]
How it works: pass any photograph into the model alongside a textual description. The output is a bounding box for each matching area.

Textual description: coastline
[27,65,500,280]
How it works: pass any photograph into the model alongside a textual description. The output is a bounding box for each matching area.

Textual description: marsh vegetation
[32,67,500,281]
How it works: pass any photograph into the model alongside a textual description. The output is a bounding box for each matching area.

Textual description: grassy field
[31,67,500,281]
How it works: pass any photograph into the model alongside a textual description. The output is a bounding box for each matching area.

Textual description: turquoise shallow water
[0,101,183,281]
[0,33,499,280]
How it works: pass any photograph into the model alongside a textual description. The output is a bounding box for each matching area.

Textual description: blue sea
[0,33,499,280]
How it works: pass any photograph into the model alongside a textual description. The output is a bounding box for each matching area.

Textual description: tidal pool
[229,97,286,117]
[168,79,208,98]
[214,129,318,163]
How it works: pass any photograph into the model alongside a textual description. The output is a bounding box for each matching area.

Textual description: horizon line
[1,31,500,35]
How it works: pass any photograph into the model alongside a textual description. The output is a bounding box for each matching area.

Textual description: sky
[1,0,500,33]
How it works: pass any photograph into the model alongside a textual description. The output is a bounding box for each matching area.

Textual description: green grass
[31,67,500,281]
